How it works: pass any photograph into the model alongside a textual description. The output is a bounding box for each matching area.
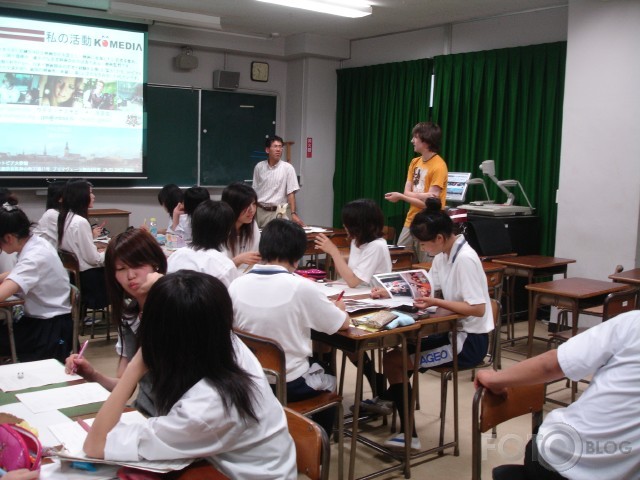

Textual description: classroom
[0,0,639,479]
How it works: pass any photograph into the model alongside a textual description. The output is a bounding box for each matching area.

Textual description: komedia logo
[536,423,582,473]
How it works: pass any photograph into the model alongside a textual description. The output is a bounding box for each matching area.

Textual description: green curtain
[334,59,433,234]
[432,42,566,255]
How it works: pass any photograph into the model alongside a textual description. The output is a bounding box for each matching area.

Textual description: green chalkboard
[200,90,276,186]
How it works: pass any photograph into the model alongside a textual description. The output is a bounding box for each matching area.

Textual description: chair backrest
[471,384,545,480]
[69,284,81,352]
[602,288,638,321]
[485,299,501,368]
[484,264,505,301]
[58,249,81,288]
[234,329,287,405]
[285,407,330,480]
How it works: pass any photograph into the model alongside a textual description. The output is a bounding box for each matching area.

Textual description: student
[66,228,167,416]
[57,179,107,311]
[479,311,640,480]
[167,200,239,287]
[364,198,493,450]
[0,187,18,273]
[220,182,261,271]
[167,186,209,243]
[229,219,350,434]
[314,198,392,288]
[156,183,183,232]
[0,197,72,363]
[33,180,65,247]
[83,271,297,480]
[314,198,392,393]
[384,122,448,262]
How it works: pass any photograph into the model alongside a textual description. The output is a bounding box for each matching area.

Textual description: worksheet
[0,359,80,392]
[16,382,110,413]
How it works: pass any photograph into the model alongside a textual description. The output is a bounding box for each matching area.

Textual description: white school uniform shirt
[428,235,493,335]
[105,335,297,480]
[59,213,104,271]
[167,246,239,287]
[347,237,392,285]
[229,264,347,382]
[221,222,261,273]
[0,251,17,274]
[252,160,300,206]
[537,311,640,479]
[7,235,70,318]
[167,214,192,243]
[32,208,59,247]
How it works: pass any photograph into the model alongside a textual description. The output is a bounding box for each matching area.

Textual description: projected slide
[0,12,146,177]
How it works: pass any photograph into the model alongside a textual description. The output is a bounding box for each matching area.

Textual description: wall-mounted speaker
[213,70,240,90]
[174,53,198,71]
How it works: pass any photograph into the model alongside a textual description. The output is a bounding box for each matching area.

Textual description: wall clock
[251,61,269,82]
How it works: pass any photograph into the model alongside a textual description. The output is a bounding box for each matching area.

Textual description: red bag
[294,268,326,281]
[0,423,42,472]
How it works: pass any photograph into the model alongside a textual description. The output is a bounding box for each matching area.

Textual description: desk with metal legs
[312,309,460,480]
[0,297,25,363]
[492,256,575,346]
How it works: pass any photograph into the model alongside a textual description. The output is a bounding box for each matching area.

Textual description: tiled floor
[83,319,577,479]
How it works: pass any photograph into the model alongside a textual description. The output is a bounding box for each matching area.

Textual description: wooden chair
[471,384,545,480]
[382,225,396,245]
[58,249,111,340]
[434,299,501,452]
[285,407,330,480]
[322,234,351,280]
[69,284,81,353]
[234,329,344,479]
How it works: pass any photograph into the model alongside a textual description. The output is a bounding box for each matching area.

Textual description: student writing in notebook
[167,200,239,287]
[65,228,167,416]
[83,270,297,479]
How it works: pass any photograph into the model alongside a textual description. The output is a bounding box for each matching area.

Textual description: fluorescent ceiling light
[110,1,221,30]
[256,0,372,18]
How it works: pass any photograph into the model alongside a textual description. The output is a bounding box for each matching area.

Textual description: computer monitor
[446,172,472,203]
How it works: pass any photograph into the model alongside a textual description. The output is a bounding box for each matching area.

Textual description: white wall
[555,0,640,276]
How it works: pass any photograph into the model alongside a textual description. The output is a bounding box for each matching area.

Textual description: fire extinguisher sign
[306,137,313,158]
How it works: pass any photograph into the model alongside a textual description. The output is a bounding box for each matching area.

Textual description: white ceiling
[3,0,568,41]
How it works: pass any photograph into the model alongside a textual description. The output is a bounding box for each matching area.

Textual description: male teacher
[384,122,448,262]
[253,135,305,228]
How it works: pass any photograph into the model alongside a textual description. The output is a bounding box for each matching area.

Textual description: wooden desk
[312,309,460,480]
[525,277,628,357]
[609,268,640,286]
[88,209,131,237]
[492,255,576,342]
[0,297,25,363]
[390,248,413,271]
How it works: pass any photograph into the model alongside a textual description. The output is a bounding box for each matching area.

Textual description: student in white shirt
[366,198,493,450]
[0,197,72,362]
[230,219,350,435]
[167,186,209,244]
[156,183,183,233]
[83,270,297,480]
[221,182,261,272]
[167,200,239,287]
[0,187,17,273]
[66,228,167,417]
[314,198,392,287]
[57,179,107,310]
[32,180,65,247]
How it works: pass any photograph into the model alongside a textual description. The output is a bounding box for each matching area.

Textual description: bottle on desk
[149,217,158,238]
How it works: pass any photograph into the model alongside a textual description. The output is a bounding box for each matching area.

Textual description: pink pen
[336,290,345,302]
[72,340,89,374]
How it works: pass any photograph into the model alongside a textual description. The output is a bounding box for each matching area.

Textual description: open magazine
[372,269,431,301]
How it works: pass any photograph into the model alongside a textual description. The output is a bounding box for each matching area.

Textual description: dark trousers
[0,313,73,363]
[285,376,336,437]
[492,439,566,480]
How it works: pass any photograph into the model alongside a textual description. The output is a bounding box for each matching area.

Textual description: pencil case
[0,423,42,471]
